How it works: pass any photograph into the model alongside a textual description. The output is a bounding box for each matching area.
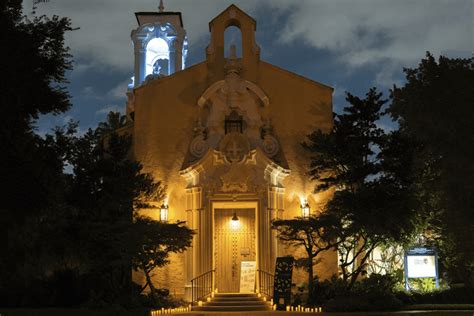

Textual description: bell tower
[130,0,188,87]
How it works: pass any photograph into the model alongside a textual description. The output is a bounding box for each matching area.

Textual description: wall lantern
[231,211,240,229]
[160,203,169,222]
[301,201,310,218]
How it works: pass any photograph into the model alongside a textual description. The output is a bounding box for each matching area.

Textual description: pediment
[179,147,289,192]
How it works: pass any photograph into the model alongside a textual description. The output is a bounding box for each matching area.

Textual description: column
[184,187,202,300]
[133,36,147,86]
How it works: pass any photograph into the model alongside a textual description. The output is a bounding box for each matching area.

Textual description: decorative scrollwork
[262,135,279,157]
[190,135,208,158]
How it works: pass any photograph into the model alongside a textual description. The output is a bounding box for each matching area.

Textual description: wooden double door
[214,208,256,293]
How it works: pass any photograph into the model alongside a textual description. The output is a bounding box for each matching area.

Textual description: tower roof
[208,4,256,31]
[134,11,183,27]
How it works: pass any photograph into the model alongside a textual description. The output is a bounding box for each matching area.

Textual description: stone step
[193,293,272,312]
[192,304,271,312]
[206,300,269,306]
[214,293,257,297]
[212,296,263,301]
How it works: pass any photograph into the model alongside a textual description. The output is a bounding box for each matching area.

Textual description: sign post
[404,247,439,290]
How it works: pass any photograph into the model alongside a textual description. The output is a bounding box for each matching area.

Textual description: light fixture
[301,201,310,218]
[160,203,169,222]
[232,211,239,221]
[231,211,240,229]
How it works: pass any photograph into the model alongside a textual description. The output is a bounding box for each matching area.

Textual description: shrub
[316,274,404,312]
[409,286,474,304]
[312,275,348,305]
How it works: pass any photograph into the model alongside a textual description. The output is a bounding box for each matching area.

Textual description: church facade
[123,4,337,299]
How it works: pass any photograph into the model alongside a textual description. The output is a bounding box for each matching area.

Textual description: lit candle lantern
[160,203,169,222]
[301,201,310,218]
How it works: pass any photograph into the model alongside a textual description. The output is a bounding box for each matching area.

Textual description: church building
[123,3,337,301]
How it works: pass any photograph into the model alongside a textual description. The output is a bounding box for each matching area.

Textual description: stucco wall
[131,63,209,295]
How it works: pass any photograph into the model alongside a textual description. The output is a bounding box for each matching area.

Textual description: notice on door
[240,261,256,293]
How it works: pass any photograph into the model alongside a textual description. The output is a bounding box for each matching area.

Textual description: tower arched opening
[145,37,169,76]
[224,25,242,58]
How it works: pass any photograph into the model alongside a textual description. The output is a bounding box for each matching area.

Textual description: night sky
[30,0,473,136]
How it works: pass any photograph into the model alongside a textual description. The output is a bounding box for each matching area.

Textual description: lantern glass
[301,202,310,218]
[160,204,168,222]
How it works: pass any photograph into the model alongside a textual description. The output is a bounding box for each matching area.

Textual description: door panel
[214,208,256,293]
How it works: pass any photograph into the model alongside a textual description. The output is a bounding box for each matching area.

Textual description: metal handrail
[257,269,274,298]
[190,269,215,303]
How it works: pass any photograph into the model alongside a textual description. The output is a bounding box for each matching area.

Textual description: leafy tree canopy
[389,53,474,285]
[304,88,421,289]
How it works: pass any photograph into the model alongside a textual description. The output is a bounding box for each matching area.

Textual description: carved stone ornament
[262,135,280,157]
[190,135,208,158]
[220,163,250,192]
[219,132,250,163]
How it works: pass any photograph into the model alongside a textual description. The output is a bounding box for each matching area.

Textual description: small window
[225,111,243,134]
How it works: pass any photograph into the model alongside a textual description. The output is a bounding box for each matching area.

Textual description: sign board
[273,256,294,311]
[240,261,256,293]
[404,247,439,290]
[406,255,436,278]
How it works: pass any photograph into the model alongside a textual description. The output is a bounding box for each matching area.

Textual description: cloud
[95,104,122,116]
[374,61,403,88]
[31,0,260,72]
[332,83,347,99]
[107,79,130,100]
[80,86,104,100]
[62,114,74,124]
[276,0,472,69]
[28,0,470,114]
[31,0,471,76]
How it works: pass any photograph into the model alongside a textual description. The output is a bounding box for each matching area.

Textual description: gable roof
[208,4,256,31]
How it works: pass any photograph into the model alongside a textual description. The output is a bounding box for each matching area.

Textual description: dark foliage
[389,53,474,286]
[0,0,73,225]
[272,214,339,304]
[314,274,403,312]
[0,1,75,306]
[130,217,194,299]
[396,287,474,305]
[304,88,421,290]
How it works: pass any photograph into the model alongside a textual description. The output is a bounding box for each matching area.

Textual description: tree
[129,217,194,299]
[389,53,474,286]
[63,113,166,302]
[0,1,74,302]
[0,0,73,224]
[272,214,339,304]
[304,88,420,289]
